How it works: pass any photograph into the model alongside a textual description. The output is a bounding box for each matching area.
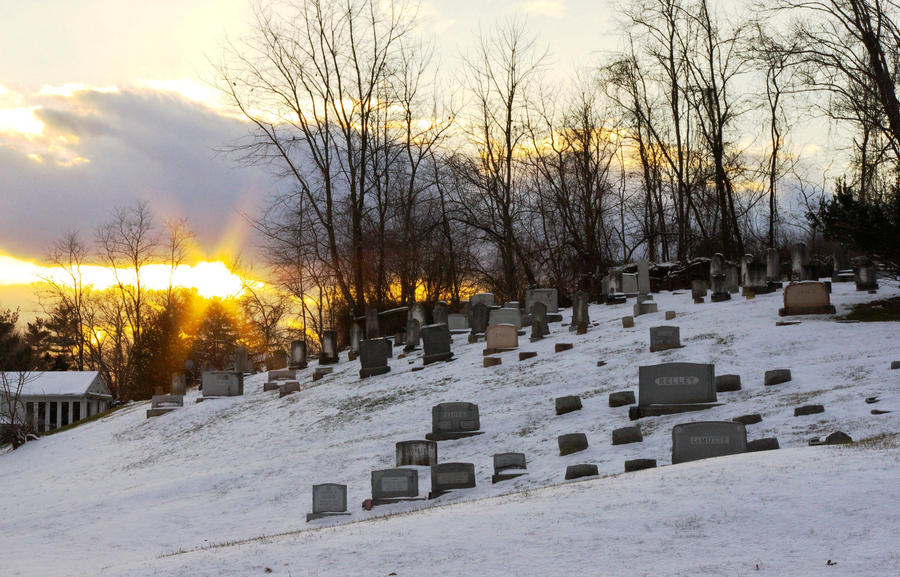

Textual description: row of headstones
[603,260,652,300]
[691,271,842,316]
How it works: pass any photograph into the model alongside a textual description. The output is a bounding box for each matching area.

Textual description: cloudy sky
[0,0,616,265]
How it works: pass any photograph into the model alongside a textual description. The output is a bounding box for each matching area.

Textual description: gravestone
[764,368,791,386]
[634,299,659,315]
[460,301,470,318]
[430,463,476,498]
[404,318,421,352]
[359,339,391,378]
[483,357,502,367]
[715,374,742,392]
[565,464,598,480]
[171,373,186,396]
[665,311,676,320]
[832,244,853,282]
[447,314,469,333]
[691,280,708,303]
[555,395,582,415]
[469,303,489,337]
[489,307,522,331]
[733,414,762,425]
[319,330,339,364]
[794,404,824,416]
[766,248,782,287]
[612,425,643,445]
[625,459,657,473]
[484,324,518,354]
[433,301,449,326]
[710,274,730,302]
[290,340,308,369]
[778,282,836,316]
[268,369,295,381]
[748,438,780,452]
[312,367,333,381]
[427,402,483,441]
[740,254,754,288]
[421,323,453,365]
[558,433,589,455]
[636,362,717,417]
[638,260,651,295]
[710,253,725,279]
[801,263,817,281]
[855,264,878,291]
[791,242,809,280]
[394,329,406,347]
[621,273,639,296]
[609,391,635,407]
[201,371,244,397]
[519,351,537,361]
[725,263,740,293]
[411,303,428,327]
[235,346,252,374]
[671,421,747,464]
[306,483,350,522]
[349,324,363,360]
[469,293,495,309]
[278,381,300,397]
[622,316,634,328]
[146,395,183,418]
[395,440,437,467]
[263,381,279,392]
[570,291,590,333]
[525,288,560,315]
[371,469,419,501]
[492,452,527,483]
[649,326,683,352]
[746,263,770,294]
[529,301,549,341]
[365,307,380,339]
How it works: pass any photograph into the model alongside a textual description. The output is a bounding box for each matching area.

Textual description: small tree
[0,308,36,449]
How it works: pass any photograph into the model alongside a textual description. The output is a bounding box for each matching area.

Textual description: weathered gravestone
[429,463,476,498]
[489,307,522,331]
[525,288,560,321]
[263,381,279,392]
[146,395,183,418]
[290,340,308,369]
[555,395,582,415]
[468,303,489,341]
[570,291,590,333]
[426,402,483,441]
[421,323,453,365]
[395,440,438,467]
[624,459,657,473]
[492,452,527,483]
[725,263,740,293]
[365,307,380,339]
[558,433,589,455]
[671,421,747,464]
[393,329,406,348]
[470,292,495,309]
[691,280,708,303]
[745,263,770,295]
[171,373,186,396]
[764,368,791,386]
[404,318,421,351]
[740,255,754,289]
[483,356,502,367]
[484,324,518,354]
[631,362,719,419]
[530,301,549,341]
[612,425,643,445]
[433,301,449,326]
[638,260,651,295]
[766,248,782,288]
[234,345,252,374]
[278,381,301,397]
[319,330,339,365]
[748,437,780,452]
[649,326,683,352]
[778,282,836,316]
[791,242,810,281]
[710,274,731,302]
[267,368,295,381]
[411,303,428,327]
[306,483,350,522]
[359,339,391,378]
[634,298,659,316]
[621,273,639,296]
[710,253,725,279]
[349,324,362,361]
[201,371,244,397]
[715,374,742,392]
[609,390,636,407]
[855,264,878,291]
[447,314,469,334]
[832,244,854,282]
[622,316,634,328]
[565,464,599,480]
[312,366,333,381]
[371,468,419,502]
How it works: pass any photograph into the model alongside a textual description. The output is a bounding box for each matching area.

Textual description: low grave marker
[622,316,634,328]
[278,381,301,397]
[395,440,437,467]
[146,395,183,418]
[370,469,420,503]
[691,280,707,303]
[649,326,683,352]
[624,459,657,472]
[558,433,589,455]
[609,391,635,407]
[794,404,825,416]
[484,324,518,355]
[671,421,747,464]
[555,395,582,415]
[612,425,643,445]
[715,374,741,392]
[747,437,779,452]
[733,414,762,425]
[764,369,791,386]
[306,483,350,522]
[565,464,598,480]
[492,452,527,483]
[430,462,476,498]
[779,282,836,316]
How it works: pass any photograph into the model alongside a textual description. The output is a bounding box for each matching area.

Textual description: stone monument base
[425,430,485,441]
[628,403,721,420]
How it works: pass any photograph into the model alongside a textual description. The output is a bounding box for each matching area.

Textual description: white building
[1,371,113,432]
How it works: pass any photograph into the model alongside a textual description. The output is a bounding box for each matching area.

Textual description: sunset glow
[0,254,257,299]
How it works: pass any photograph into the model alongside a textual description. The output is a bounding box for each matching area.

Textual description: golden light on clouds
[0,106,44,137]
[0,254,257,299]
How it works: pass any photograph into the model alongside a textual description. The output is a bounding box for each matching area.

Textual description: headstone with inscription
[485,324,518,354]
[489,307,522,331]
[638,362,716,405]
[426,402,483,441]
[430,462,476,498]
[649,326,683,352]
[371,468,419,501]
[671,421,747,464]
[359,338,391,378]
[778,282,836,316]
[421,323,453,365]
[306,483,350,521]
[395,440,437,467]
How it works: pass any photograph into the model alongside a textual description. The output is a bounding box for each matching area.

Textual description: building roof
[1,371,111,398]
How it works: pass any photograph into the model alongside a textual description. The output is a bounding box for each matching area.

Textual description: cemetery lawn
[1,282,898,576]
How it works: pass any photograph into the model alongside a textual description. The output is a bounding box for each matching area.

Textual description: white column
[68,401,73,425]
[43,402,50,431]
[56,401,62,429]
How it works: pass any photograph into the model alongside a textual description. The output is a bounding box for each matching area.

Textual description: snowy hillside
[1,282,898,577]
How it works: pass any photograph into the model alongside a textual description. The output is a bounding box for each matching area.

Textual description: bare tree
[41,231,90,370]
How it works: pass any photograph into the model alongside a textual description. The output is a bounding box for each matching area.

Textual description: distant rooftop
[1,371,110,397]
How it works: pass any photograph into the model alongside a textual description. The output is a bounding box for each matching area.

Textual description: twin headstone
[638,362,717,405]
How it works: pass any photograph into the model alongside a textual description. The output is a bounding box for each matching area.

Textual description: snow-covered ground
[1,281,898,577]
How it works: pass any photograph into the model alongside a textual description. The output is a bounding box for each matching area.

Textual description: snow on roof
[2,371,105,397]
